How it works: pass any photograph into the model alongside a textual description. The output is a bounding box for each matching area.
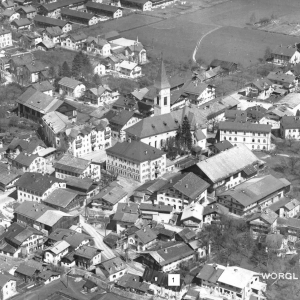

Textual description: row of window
[224,137,267,143]
[223,131,267,136]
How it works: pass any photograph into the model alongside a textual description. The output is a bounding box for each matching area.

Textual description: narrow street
[81,221,116,260]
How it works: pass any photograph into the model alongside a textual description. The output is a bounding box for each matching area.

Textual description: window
[252,139,255,142]
[234,137,237,141]
[164,97,168,106]
[229,137,232,141]
[243,138,246,141]
[263,139,266,143]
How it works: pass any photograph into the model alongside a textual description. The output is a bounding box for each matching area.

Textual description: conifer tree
[71,52,84,78]
[61,61,71,77]
[181,116,193,150]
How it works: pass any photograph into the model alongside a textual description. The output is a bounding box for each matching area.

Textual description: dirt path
[192,26,222,62]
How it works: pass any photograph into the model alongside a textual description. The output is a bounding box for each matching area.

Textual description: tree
[181,116,193,150]
[61,61,71,78]
[71,52,84,78]
[48,65,56,79]
[81,53,93,79]
[250,12,256,25]
[92,74,102,86]
[264,46,273,62]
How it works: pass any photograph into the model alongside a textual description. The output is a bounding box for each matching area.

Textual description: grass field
[112,0,300,65]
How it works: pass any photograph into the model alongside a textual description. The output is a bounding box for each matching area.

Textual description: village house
[142,267,186,299]
[90,183,128,211]
[74,245,102,270]
[0,27,13,49]
[196,264,266,300]
[12,152,46,173]
[0,0,15,10]
[268,197,300,218]
[202,203,229,225]
[82,280,98,293]
[218,121,272,151]
[42,188,83,212]
[120,0,152,11]
[15,172,66,202]
[46,228,91,251]
[210,140,233,155]
[2,9,20,23]
[6,136,46,159]
[0,273,17,300]
[119,61,142,78]
[96,256,127,281]
[180,202,204,228]
[33,15,72,33]
[280,116,300,139]
[14,262,43,283]
[175,227,196,244]
[217,174,291,216]
[14,201,78,235]
[127,226,157,251]
[106,140,167,183]
[61,120,111,157]
[267,71,298,92]
[156,172,210,212]
[113,202,139,234]
[84,85,115,106]
[44,240,70,265]
[91,61,107,76]
[53,154,101,181]
[60,8,98,26]
[42,26,63,44]
[151,0,175,8]
[276,93,300,115]
[115,273,151,296]
[139,203,173,224]
[210,59,238,73]
[38,0,86,18]
[245,78,274,100]
[16,6,36,19]
[123,41,147,65]
[61,32,87,50]
[0,222,44,257]
[11,18,32,31]
[272,44,300,65]
[58,77,86,98]
[276,217,300,242]
[182,144,262,194]
[37,270,60,285]
[0,163,22,192]
[110,110,142,141]
[182,81,216,106]
[138,241,195,272]
[65,177,99,200]
[247,208,279,239]
[85,2,123,19]
[30,80,54,96]
[85,36,111,57]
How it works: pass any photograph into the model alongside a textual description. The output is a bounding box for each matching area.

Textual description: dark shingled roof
[14,201,52,220]
[34,15,69,28]
[99,257,126,275]
[219,121,272,133]
[213,140,233,152]
[61,8,96,20]
[196,264,224,283]
[106,141,165,163]
[43,188,79,208]
[86,1,121,13]
[15,172,65,194]
[13,152,39,167]
[54,154,90,174]
[281,116,300,130]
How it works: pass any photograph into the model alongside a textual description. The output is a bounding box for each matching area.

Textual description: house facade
[0,28,13,49]
[218,121,272,151]
[58,77,86,98]
[280,116,300,140]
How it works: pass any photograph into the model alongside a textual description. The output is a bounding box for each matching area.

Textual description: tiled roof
[48,228,91,248]
[42,111,71,134]
[224,109,247,122]
[15,172,65,194]
[38,270,60,281]
[0,162,22,185]
[41,0,85,11]
[219,121,271,133]
[149,242,194,266]
[15,264,37,277]
[139,203,173,213]
[277,93,300,109]
[34,15,69,28]
[213,140,233,152]
[267,71,295,84]
[58,77,83,89]
[106,141,165,163]
[14,201,52,220]
[183,80,209,96]
[36,210,71,227]
[134,226,157,244]
[113,212,139,223]
[17,87,63,114]
[99,257,126,274]
[11,18,32,27]
[272,45,297,57]
[13,152,39,167]
[110,110,135,127]
[176,227,196,243]
[268,197,300,212]
[16,5,36,13]
[218,175,291,207]
[203,203,229,216]
[61,8,95,20]
[75,245,101,259]
[31,80,54,92]
[45,26,62,37]
[92,185,127,205]
[8,137,45,153]
[54,154,90,174]
[0,274,15,288]
[196,144,260,183]
[248,208,278,225]
[43,188,78,208]
[196,264,225,283]
[181,202,204,222]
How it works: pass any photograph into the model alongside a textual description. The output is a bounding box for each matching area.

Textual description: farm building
[120,0,152,11]
[60,8,99,26]
[272,45,300,66]
[85,2,123,18]
[34,15,72,32]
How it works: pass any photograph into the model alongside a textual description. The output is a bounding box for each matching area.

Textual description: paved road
[81,221,116,260]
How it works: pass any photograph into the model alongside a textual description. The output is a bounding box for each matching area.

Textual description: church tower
[154,58,171,116]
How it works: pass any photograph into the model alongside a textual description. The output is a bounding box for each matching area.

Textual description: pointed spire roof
[154,57,170,90]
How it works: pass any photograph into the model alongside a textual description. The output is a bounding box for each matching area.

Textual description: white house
[0,274,17,300]
[44,240,70,265]
[12,152,46,173]
[119,61,141,78]
[96,257,127,282]
[86,36,111,57]
[280,116,300,140]
[58,77,86,98]
[218,121,272,151]
[183,81,216,106]
[272,45,300,65]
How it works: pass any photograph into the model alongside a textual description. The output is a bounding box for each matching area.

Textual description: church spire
[154,56,170,90]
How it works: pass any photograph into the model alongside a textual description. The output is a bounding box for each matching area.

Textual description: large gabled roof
[53,154,90,174]
[86,1,121,13]
[106,141,165,163]
[43,188,79,208]
[218,121,271,133]
[58,77,83,89]
[196,144,260,183]
[61,8,96,20]
[34,15,69,28]
[13,152,39,167]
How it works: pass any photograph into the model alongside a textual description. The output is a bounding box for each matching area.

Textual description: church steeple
[153,56,171,116]
[154,57,170,90]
